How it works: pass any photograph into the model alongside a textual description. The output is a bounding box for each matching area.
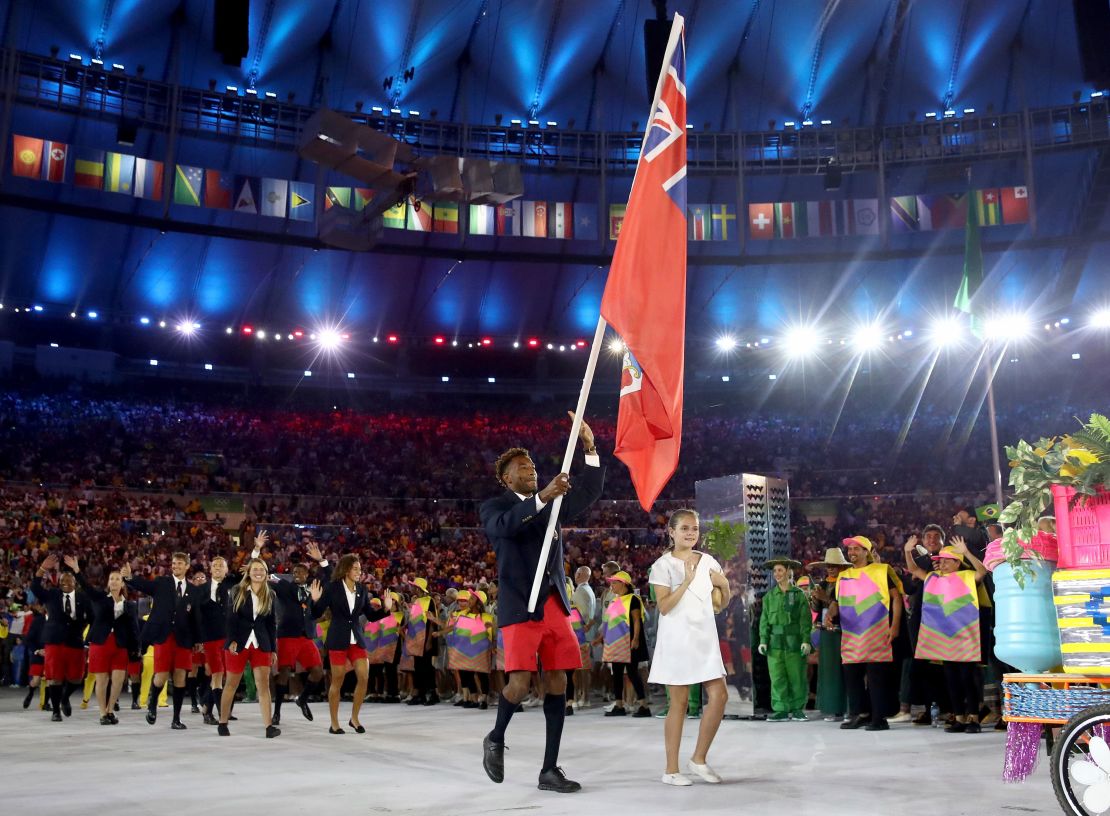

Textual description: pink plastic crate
[1053,484,1110,568]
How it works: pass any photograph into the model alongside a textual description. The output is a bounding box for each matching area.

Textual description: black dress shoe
[131,700,142,710]
[945,720,966,733]
[61,696,72,717]
[191,705,201,714]
[218,723,230,736]
[423,696,438,706]
[203,713,218,726]
[271,713,280,726]
[108,713,119,724]
[864,718,890,731]
[964,721,982,734]
[266,725,281,738]
[145,709,157,725]
[538,767,582,793]
[22,689,34,709]
[100,715,113,725]
[297,696,314,721]
[348,720,366,734]
[407,696,426,706]
[329,726,345,735]
[463,701,479,709]
[51,711,63,722]
[604,707,627,717]
[565,705,574,716]
[479,701,488,710]
[171,720,187,730]
[483,733,505,783]
[632,706,652,718]
[839,715,868,730]
[454,699,466,707]
[912,712,932,726]
[114,701,120,712]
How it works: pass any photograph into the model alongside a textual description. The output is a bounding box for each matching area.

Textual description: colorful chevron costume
[446,612,494,672]
[915,570,981,663]
[404,596,432,658]
[602,593,633,663]
[369,612,402,664]
[836,563,901,664]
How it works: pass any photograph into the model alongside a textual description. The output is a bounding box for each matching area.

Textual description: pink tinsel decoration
[1003,721,1043,782]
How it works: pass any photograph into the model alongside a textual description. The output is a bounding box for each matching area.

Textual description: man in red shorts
[479,413,604,793]
[195,555,241,724]
[122,552,199,730]
[31,554,93,722]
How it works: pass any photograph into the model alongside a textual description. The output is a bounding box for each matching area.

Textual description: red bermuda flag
[600,14,687,511]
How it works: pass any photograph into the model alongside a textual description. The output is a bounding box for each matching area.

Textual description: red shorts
[328,645,368,668]
[29,662,45,678]
[203,640,226,674]
[88,633,129,674]
[278,636,324,670]
[500,594,582,673]
[224,645,272,674]
[153,635,195,674]
[44,644,86,682]
[127,660,141,676]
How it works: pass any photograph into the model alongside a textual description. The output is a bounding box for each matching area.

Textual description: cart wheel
[1050,704,1110,815]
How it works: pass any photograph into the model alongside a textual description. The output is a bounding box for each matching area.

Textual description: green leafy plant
[999,413,1110,585]
[703,516,747,562]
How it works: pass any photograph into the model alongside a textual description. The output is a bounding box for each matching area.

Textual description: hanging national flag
[203,169,234,209]
[11,135,43,179]
[234,176,259,214]
[847,198,880,235]
[407,198,432,231]
[600,13,688,512]
[41,140,68,183]
[288,181,314,221]
[496,201,520,235]
[574,203,599,240]
[382,200,407,229]
[260,178,288,217]
[324,186,351,210]
[975,189,1001,226]
[352,187,373,212]
[173,164,203,206]
[469,204,495,235]
[975,503,1000,522]
[73,148,105,189]
[433,202,459,233]
[890,195,919,232]
[710,204,737,241]
[521,201,548,237]
[804,200,841,237]
[916,193,968,231]
[1001,186,1030,224]
[609,204,626,240]
[549,202,574,238]
[133,158,164,200]
[773,202,798,238]
[748,203,774,240]
[104,152,135,194]
[955,184,985,339]
[687,204,711,240]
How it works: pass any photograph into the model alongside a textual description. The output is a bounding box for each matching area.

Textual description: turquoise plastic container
[992,560,1063,673]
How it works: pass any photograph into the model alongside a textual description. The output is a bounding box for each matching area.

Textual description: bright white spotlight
[177,322,195,336]
[984,313,1031,341]
[1091,308,1110,329]
[317,328,342,351]
[850,323,884,351]
[716,335,738,352]
[783,325,820,358]
[608,338,625,354]
[928,316,965,347]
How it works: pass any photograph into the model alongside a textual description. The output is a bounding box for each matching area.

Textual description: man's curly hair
[494,447,531,485]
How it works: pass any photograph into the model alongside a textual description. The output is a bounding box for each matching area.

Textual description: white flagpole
[526,314,609,613]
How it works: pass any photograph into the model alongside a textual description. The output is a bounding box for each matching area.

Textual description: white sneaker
[686,761,723,784]
[661,773,693,786]
[604,702,617,713]
[889,712,913,723]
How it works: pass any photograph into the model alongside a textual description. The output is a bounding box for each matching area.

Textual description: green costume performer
[758,558,812,722]
[808,548,851,719]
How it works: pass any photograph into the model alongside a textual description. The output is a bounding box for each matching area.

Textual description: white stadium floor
[0,689,1061,815]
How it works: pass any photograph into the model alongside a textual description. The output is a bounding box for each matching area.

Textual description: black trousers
[459,670,490,695]
[844,662,890,720]
[611,661,645,701]
[413,655,435,695]
[909,659,952,710]
[943,661,983,717]
[368,663,398,696]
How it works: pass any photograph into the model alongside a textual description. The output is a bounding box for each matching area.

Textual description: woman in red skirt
[218,558,280,738]
[79,565,141,725]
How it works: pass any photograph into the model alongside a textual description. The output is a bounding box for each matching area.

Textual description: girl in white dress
[648,509,732,786]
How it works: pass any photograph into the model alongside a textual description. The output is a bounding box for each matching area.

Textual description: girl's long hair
[665,508,700,551]
[233,558,274,615]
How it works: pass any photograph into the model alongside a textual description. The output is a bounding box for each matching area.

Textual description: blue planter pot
[993,561,1063,673]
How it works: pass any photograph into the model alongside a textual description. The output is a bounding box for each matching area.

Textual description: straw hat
[807,547,851,569]
[764,557,803,571]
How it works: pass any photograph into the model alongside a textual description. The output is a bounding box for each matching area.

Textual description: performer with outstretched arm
[31,554,93,722]
[479,412,604,794]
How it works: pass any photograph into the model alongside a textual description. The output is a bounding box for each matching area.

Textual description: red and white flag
[42,140,68,183]
[600,14,687,511]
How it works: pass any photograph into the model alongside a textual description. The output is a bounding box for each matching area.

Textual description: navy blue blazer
[195,576,240,642]
[480,458,605,627]
[311,580,371,651]
[31,577,93,648]
[224,587,278,653]
[76,575,141,652]
[124,575,200,647]
[272,570,327,640]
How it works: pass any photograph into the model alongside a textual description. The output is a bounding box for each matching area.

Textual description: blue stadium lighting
[70,312,77,318]
[87,310,98,319]
[149,359,158,366]
[158,320,166,328]
[488,377,496,383]
[1093,91,1105,98]
[1061,317,1071,325]
[510,119,522,126]
[768,374,778,380]
[265,91,277,99]
[784,121,796,128]
[850,323,884,351]
[50,343,59,348]
[1091,309,1110,328]
[783,325,821,358]
[68,54,82,62]
[347,372,355,379]
[943,109,956,117]
[721,375,730,382]
[245,88,257,95]
[925,112,938,118]
[390,108,401,115]
[371,106,383,113]
[546,121,557,127]
[715,335,737,352]
[303,370,312,377]
[408,110,420,117]
[226,85,238,93]
[33,305,43,312]
[984,313,1032,341]
[685,123,694,129]
[512,341,520,348]
[528,119,540,126]
[112,64,125,71]
[441,376,450,382]
[820,119,832,125]
[801,119,813,126]
[139,316,150,325]
[1072,353,1082,360]
[90,58,103,67]
[225,327,233,334]
[204,363,213,371]
[963,108,975,114]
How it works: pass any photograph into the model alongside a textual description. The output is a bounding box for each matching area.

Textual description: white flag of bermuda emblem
[620,351,644,398]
